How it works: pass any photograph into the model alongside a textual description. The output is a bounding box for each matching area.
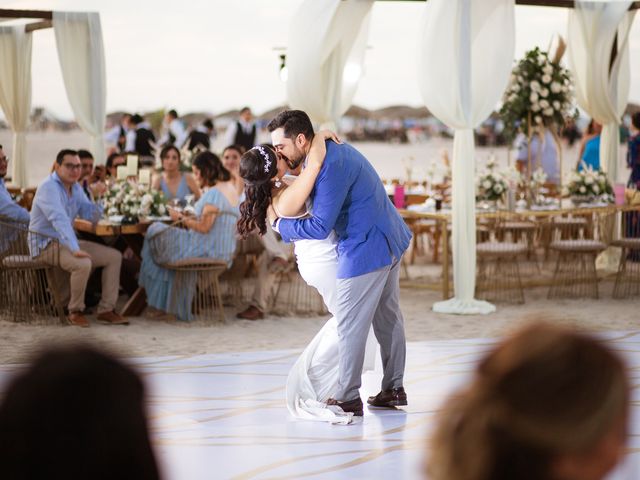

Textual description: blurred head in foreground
[0,345,160,480]
[427,323,629,480]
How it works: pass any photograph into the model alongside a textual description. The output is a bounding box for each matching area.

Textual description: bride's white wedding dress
[284,226,377,425]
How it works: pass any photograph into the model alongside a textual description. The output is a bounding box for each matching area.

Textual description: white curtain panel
[418,0,515,315]
[0,26,32,188]
[568,1,636,182]
[286,0,373,128]
[53,11,107,164]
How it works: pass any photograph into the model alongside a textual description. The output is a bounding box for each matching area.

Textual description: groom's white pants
[334,259,406,402]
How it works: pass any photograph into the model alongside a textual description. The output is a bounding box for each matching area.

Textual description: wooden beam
[372,0,640,9]
[0,9,53,20]
[25,20,52,33]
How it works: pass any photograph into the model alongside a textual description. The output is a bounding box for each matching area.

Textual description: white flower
[543,64,553,75]
[538,54,545,65]
[539,99,550,109]
[530,91,539,102]
[561,84,568,93]
[141,194,153,205]
[540,88,549,98]
[531,103,541,112]
[553,100,560,109]
[543,107,554,116]
[493,183,504,194]
[158,204,166,215]
[509,93,518,102]
[542,74,552,84]
[579,186,587,193]
[530,80,541,92]
[550,81,562,93]
[584,174,594,185]
[593,184,600,194]
[535,115,542,124]
[512,84,520,93]
[482,180,492,190]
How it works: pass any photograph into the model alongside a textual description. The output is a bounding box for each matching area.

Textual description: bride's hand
[316,129,342,145]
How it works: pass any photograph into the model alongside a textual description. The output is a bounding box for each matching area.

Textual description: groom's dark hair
[267,110,314,140]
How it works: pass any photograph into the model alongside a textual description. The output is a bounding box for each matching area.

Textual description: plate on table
[144,215,172,222]
[107,215,124,224]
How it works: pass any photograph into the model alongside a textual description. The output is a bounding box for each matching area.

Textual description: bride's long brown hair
[237,144,279,237]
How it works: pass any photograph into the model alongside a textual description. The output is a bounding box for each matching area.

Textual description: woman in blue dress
[140,151,240,320]
[152,145,200,205]
[577,120,602,171]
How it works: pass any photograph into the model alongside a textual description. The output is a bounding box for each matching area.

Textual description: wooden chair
[147,220,230,323]
[270,260,328,316]
[476,214,527,304]
[612,209,640,299]
[0,218,66,324]
[547,211,614,299]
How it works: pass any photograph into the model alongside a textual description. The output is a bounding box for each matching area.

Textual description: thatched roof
[370,105,431,120]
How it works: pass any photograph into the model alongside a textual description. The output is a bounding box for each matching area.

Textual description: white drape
[0,26,32,188]
[53,11,107,164]
[286,0,373,129]
[418,0,515,315]
[567,1,636,182]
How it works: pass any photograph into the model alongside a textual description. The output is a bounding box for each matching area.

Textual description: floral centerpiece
[499,46,578,140]
[476,159,508,203]
[562,166,614,205]
[103,180,167,223]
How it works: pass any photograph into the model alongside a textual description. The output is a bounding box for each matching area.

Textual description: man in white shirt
[104,113,131,152]
[158,109,188,148]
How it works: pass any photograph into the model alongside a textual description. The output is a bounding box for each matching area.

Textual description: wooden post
[550,125,563,207]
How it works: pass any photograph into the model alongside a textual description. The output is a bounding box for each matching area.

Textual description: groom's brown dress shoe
[236,305,264,320]
[326,397,364,416]
[367,387,408,408]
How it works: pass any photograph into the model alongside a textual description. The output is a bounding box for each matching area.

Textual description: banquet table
[399,203,640,299]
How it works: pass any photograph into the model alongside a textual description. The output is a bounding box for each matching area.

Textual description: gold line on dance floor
[1,333,639,479]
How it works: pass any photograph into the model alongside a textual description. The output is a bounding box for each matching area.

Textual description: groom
[267,110,412,416]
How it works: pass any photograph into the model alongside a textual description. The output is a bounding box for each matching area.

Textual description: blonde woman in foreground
[428,322,630,480]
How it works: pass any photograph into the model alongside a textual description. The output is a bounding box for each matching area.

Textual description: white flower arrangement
[103,180,167,221]
[562,165,614,204]
[476,162,509,202]
[500,46,578,139]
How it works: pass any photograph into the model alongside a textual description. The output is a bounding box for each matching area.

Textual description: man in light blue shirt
[30,149,127,328]
[0,145,30,224]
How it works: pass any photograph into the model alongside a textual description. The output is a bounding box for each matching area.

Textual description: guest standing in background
[186,118,215,151]
[626,112,640,188]
[104,112,131,153]
[577,120,602,171]
[151,145,200,204]
[125,114,156,162]
[159,109,188,148]
[224,107,257,152]
[515,128,559,184]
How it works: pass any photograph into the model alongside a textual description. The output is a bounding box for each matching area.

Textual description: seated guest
[151,145,200,204]
[140,151,239,321]
[0,345,160,480]
[29,149,127,328]
[186,118,215,151]
[105,152,126,179]
[0,144,30,223]
[222,144,245,196]
[78,149,106,200]
[427,322,629,480]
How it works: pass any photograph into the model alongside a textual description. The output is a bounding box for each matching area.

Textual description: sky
[1,0,639,120]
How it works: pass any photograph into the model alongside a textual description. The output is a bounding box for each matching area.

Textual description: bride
[236,133,376,425]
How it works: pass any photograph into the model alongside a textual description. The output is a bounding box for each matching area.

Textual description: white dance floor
[1,332,639,479]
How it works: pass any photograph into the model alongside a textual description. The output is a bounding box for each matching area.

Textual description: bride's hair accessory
[252,146,272,173]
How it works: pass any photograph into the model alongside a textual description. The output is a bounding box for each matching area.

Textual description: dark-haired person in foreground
[139,151,239,321]
[428,322,630,480]
[29,149,127,328]
[0,345,160,480]
[266,110,411,417]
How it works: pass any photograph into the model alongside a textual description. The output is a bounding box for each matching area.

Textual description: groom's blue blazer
[278,141,412,279]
